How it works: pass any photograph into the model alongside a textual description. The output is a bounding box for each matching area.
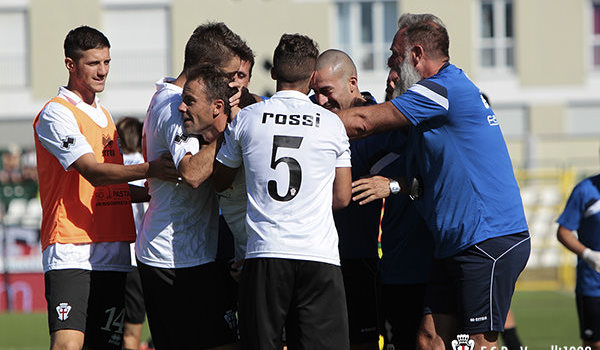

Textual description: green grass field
[0,290,582,350]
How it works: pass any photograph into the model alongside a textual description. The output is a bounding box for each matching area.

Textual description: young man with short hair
[213,33,353,350]
[33,25,177,350]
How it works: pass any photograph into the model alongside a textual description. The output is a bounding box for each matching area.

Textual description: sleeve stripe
[409,83,449,110]
[584,199,600,218]
[370,152,400,175]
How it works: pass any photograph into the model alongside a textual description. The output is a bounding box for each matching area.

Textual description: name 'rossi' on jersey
[261,112,321,127]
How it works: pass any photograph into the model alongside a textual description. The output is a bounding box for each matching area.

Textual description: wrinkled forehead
[313,66,344,88]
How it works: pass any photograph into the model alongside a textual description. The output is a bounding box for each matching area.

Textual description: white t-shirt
[136,78,219,269]
[124,152,148,267]
[36,86,130,272]
[216,90,351,266]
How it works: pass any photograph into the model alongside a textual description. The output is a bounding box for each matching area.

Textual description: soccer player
[311,49,381,350]
[136,23,245,350]
[33,26,177,350]
[557,173,600,350]
[213,33,352,350]
[339,13,530,349]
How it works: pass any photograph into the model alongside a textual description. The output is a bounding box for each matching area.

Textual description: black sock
[502,327,522,350]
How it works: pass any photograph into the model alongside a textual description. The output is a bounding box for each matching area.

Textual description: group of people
[33,12,545,350]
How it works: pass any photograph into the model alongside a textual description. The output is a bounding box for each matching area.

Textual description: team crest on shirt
[60,136,75,149]
[451,334,474,350]
[487,114,499,126]
[174,133,190,144]
[56,302,72,321]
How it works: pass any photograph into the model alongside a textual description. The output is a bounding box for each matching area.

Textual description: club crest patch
[56,302,71,321]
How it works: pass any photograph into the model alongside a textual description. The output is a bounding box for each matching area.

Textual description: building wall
[30,0,102,100]
[516,0,586,86]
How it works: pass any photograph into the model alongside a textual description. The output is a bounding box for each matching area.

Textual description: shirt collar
[155,77,180,92]
[271,90,311,102]
[58,86,100,107]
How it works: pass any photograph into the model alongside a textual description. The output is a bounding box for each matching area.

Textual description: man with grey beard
[340,13,530,350]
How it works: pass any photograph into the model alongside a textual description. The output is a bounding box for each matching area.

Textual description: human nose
[178,101,187,114]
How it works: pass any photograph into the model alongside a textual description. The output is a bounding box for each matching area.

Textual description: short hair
[272,34,319,84]
[116,117,143,154]
[184,22,253,73]
[64,26,110,61]
[397,13,449,60]
[186,64,239,116]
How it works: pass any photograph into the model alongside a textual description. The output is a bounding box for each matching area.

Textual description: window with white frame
[102,5,169,85]
[335,0,397,72]
[593,0,600,69]
[479,0,514,72]
[0,9,28,88]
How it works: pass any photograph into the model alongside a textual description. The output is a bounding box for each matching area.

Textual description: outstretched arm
[72,153,178,187]
[338,101,411,140]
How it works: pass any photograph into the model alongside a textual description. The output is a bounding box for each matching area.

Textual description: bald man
[312,49,393,350]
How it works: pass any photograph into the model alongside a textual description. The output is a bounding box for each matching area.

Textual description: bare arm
[212,160,239,193]
[338,101,411,140]
[351,175,409,205]
[557,225,586,257]
[177,140,218,188]
[332,167,352,211]
[71,153,178,187]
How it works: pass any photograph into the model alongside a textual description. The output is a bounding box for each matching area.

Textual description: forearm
[339,102,410,140]
[178,140,217,188]
[557,225,586,257]
[78,162,151,187]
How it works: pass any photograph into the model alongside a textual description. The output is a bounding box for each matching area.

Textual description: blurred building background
[0,0,599,310]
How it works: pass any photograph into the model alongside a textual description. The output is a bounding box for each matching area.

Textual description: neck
[173,72,187,88]
[422,58,448,79]
[66,80,96,106]
[276,80,310,95]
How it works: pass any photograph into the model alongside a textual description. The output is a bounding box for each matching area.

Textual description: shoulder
[38,98,76,124]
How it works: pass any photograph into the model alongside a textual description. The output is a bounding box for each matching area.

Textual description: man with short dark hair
[33,25,177,350]
[213,34,352,350]
[137,22,245,350]
[340,13,530,350]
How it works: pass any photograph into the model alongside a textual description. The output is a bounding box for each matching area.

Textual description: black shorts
[576,294,600,342]
[239,258,349,350]
[382,283,427,349]
[341,258,380,344]
[137,261,238,349]
[45,269,127,350]
[424,231,530,334]
[124,266,145,324]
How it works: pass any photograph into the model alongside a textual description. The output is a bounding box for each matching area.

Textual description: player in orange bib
[33,26,178,350]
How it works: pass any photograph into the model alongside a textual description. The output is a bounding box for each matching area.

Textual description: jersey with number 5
[216,90,351,266]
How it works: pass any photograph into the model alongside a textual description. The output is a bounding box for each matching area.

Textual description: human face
[385,68,399,102]
[222,55,242,81]
[235,60,251,88]
[387,29,422,96]
[179,79,216,136]
[387,30,405,71]
[311,67,354,113]
[66,47,110,101]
